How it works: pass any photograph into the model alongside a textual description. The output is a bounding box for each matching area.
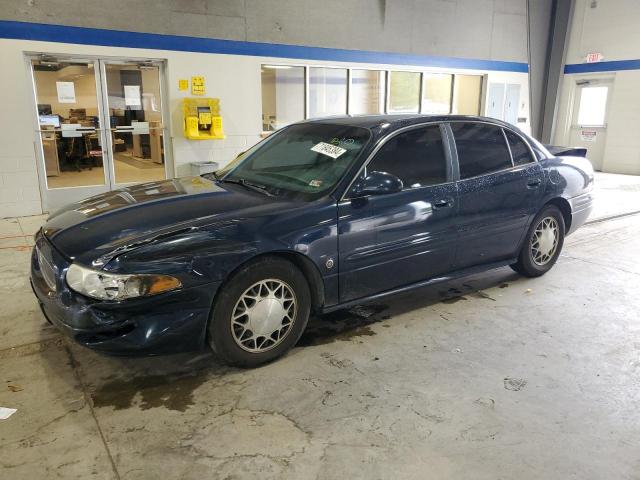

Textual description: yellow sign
[191,76,205,95]
[178,79,188,91]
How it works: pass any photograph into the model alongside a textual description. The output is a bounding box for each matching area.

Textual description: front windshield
[216,123,371,200]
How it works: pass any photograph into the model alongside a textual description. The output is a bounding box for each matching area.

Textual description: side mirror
[353,171,403,196]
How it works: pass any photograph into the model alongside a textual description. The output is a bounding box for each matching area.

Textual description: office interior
[32,59,165,190]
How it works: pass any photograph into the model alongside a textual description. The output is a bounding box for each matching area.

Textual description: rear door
[338,124,458,302]
[448,122,543,269]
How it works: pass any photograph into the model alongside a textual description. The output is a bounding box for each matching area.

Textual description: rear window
[451,123,513,179]
[505,129,534,166]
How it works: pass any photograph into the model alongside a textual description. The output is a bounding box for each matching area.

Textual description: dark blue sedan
[30,115,594,367]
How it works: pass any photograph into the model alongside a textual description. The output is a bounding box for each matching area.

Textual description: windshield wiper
[222,178,275,197]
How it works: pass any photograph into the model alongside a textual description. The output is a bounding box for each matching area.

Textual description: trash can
[190,161,219,176]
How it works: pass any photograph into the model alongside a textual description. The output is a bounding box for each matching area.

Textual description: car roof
[303,114,519,133]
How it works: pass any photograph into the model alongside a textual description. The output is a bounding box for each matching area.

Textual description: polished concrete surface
[1,175,639,479]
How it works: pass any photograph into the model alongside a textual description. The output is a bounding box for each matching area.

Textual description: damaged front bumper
[30,233,220,355]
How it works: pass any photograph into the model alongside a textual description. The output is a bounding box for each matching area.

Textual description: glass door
[29,56,170,212]
[101,61,167,186]
[30,57,110,210]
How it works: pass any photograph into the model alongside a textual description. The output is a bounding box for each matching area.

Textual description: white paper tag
[131,121,150,135]
[60,123,83,138]
[124,85,141,106]
[0,407,17,420]
[56,81,76,103]
[311,142,347,159]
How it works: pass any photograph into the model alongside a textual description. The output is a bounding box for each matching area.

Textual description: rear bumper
[30,237,220,356]
[567,191,594,235]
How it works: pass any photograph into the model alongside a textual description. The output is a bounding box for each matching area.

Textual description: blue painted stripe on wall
[565,59,640,74]
[0,20,529,73]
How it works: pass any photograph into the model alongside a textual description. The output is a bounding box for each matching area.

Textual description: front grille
[36,245,57,292]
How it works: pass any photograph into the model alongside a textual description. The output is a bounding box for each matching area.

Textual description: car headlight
[66,263,181,301]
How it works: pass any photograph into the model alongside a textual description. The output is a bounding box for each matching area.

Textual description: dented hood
[42,176,287,265]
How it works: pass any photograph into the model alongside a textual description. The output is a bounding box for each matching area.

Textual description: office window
[451,123,512,179]
[452,75,483,115]
[350,70,385,115]
[389,71,421,113]
[504,129,534,165]
[422,73,453,114]
[367,125,447,188]
[261,65,305,131]
[309,67,347,118]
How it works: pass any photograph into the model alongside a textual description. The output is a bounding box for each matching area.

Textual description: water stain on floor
[439,287,470,304]
[91,371,209,412]
[441,296,468,304]
[298,304,389,346]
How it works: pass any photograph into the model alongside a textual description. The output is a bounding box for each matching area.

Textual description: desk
[132,133,144,157]
[149,129,163,164]
[42,132,60,176]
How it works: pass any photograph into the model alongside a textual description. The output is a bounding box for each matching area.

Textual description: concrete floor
[1,175,640,479]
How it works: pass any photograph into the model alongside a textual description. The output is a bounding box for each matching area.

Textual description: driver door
[337,124,459,302]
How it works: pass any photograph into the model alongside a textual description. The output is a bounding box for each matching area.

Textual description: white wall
[554,0,640,175]
[0,37,529,217]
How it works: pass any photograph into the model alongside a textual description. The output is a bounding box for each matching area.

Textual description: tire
[511,204,566,278]
[208,257,311,368]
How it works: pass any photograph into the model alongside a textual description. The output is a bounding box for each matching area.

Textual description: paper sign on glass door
[124,85,142,107]
[56,81,76,103]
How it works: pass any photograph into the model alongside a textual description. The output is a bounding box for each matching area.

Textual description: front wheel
[511,205,565,277]
[208,257,311,368]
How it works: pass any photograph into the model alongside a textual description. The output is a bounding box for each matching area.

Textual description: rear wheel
[511,205,565,277]
[208,257,311,367]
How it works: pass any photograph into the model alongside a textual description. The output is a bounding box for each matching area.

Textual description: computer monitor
[37,104,52,115]
[39,114,61,128]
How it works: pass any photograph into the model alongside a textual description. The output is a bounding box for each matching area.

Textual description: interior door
[487,83,505,120]
[101,61,168,187]
[338,124,458,302]
[486,83,520,126]
[504,84,521,125]
[568,79,612,171]
[30,56,111,211]
[30,56,170,213]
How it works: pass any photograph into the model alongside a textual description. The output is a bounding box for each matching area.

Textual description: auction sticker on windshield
[311,142,347,159]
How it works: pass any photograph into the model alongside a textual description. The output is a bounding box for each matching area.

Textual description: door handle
[433,198,454,209]
[527,178,542,188]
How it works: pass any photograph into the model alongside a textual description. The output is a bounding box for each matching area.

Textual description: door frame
[98,57,173,189]
[24,52,174,213]
[559,74,615,167]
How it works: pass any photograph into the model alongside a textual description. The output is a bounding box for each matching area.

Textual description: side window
[367,125,447,188]
[505,129,535,165]
[451,123,512,179]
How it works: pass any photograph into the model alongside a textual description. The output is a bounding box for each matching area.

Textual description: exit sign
[585,52,604,63]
